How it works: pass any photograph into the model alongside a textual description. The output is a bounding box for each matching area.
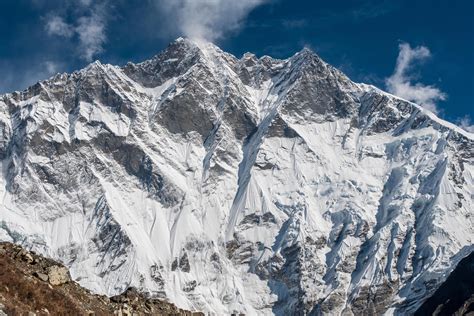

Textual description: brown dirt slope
[0,242,203,316]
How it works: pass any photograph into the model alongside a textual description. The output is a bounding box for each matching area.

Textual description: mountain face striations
[0,38,472,315]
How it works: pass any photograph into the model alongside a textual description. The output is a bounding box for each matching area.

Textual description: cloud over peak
[458,116,474,133]
[386,42,447,114]
[44,1,107,61]
[156,0,268,42]
[75,12,107,62]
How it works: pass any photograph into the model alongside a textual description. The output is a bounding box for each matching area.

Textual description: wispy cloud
[0,60,62,93]
[386,42,447,114]
[43,61,60,74]
[46,16,74,37]
[351,1,398,21]
[44,1,108,61]
[156,0,268,42]
[79,0,93,6]
[75,12,106,61]
[457,116,474,133]
[281,19,307,29]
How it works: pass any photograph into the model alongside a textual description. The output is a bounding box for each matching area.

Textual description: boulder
[47,266,70,286]
[33,272,49,282]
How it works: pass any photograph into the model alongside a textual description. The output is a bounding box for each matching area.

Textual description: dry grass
[0,252,86,315]
[0,242,203,316]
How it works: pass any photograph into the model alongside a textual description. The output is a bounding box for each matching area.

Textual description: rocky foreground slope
[0,38,473,315]
[0,242,202,315]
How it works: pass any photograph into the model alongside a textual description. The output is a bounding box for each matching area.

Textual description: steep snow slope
[0,38,472,315]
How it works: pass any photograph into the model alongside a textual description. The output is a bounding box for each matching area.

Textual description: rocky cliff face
[415,250,473,315]
[0,38,472,315]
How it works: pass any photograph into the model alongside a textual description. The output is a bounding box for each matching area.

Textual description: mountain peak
[0,37,472,316]
[168,37,224,57]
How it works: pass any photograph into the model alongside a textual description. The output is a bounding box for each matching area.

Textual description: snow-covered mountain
[0,38,472,315]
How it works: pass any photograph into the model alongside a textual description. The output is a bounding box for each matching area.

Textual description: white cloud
[157,0,268,42]
[46,16,74,37]
[44,2,107,61]
[386,42,447,114]
[79,0,93,6]
[75,13,106,61]
[0,60,62,93]
[458,116,474,133]
[44,61,60,74]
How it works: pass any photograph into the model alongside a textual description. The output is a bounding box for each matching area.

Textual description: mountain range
[0,38,472,315]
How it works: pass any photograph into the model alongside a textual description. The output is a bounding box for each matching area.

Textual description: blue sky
[0,0,472,129]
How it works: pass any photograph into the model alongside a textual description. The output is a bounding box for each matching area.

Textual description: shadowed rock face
[415,251,474,316]
[0,38,472,315]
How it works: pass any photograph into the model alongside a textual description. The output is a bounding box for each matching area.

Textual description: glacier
[0,37,472,315]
